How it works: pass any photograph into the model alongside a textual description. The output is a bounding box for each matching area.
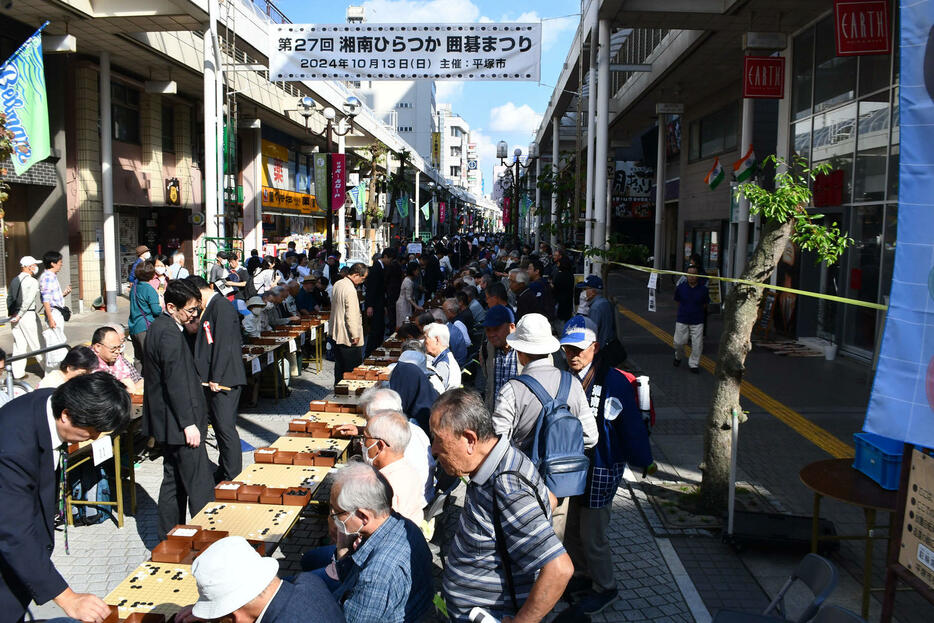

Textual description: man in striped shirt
[430,389,573,623]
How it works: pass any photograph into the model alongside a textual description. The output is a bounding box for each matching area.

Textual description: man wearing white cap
[175,536,345,623]
[242,296,270,337]
[7,256,44,378]
[491,313,598,540]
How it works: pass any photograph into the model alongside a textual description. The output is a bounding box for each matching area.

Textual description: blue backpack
[514,372,590,497]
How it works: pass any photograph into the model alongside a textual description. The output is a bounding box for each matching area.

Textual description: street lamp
[497,140,538,244]
[294,95,360,252]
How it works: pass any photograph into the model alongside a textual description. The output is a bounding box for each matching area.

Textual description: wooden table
[800,458,898,617]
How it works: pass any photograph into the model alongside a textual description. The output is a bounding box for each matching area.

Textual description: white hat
[191,536,279,619]
[19,256,39,267]
[246,296,265,309]
[506,313,560,355]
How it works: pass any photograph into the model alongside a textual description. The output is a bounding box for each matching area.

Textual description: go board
[236,463,330,491]
[189,503,300,545]
[302,411,366,428]
[272,436,349,458]
[105,562,197,619]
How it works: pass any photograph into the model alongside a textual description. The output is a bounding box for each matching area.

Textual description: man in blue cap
[558,316,652,616]
[478,304,517,411]
[577,276,615,349]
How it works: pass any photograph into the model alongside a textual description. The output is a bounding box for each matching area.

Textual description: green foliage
[580,235,651,266]
[0,111,15,205]
[735,155,853,264]
[535,158,578,243]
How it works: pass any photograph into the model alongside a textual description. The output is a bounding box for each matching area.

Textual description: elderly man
[577,275,614,349]
[430,389,573,622]
[176,536,344,623]
[8,256,44,378]
[424,322,461,391]
[464,285,486,325]
[168,252,189,280]
[673,266,709,373]
[479,305,517,411]
[331,262,367,388]
[242,296,270,337]
[296,276,318,315]
[91,326,144,394]
[364,411,428,525]
[313,462,433,622]
[492,313,598,541]
[510,268,543,321]
[441,298,470,366]
[485,281,510,310]
[527,259,556,322]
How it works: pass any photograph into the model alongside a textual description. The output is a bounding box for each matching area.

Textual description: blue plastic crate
[852,432,904,490]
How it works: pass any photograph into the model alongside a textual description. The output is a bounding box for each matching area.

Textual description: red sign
[743,56,785,99]
[439,201,446,223]
[813,169,845,207]
[834,0,890,56]
[329,154,345,213]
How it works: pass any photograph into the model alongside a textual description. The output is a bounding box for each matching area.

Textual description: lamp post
[295,95,360,253]
[497,141,539,245]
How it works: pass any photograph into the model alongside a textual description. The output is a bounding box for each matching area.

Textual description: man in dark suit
[176,536,344,623]
[143,279,214,541]
[364,249,389,356]
[0,373,130,623]
[186,276,247,483]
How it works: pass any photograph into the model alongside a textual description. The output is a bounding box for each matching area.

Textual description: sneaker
[673,357,681,367]
[690,366,700,374]
[576,588,620,615]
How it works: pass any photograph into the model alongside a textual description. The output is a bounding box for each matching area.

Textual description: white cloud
[489,102,543,135]
[360,0,481,23]
[435,80,464,104]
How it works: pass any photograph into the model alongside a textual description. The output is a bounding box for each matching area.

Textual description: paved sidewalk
[29,354,706,623]
[607,268,927,622]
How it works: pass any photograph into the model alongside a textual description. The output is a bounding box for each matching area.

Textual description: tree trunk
[697,216,795,513]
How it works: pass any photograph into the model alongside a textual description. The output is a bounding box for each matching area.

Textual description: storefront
[788,6,898,359]
[259,138,325,245]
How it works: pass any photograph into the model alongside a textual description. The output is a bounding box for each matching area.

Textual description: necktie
[57,444,69,555]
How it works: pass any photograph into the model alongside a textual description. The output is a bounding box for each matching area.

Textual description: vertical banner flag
[864,0,934,447]
[270,23,542,82]
[329,154,345,213]
[438,201,446,223]
[421,201,431,220]
[396,196,409,218]
[313,153,329,212]
[1,22,51,175]
[704,158,724,190]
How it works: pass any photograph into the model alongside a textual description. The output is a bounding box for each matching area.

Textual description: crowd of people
[0,232,660,623]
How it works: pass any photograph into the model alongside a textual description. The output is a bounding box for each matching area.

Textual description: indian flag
[704,158,724,190]
[733,146,756,182]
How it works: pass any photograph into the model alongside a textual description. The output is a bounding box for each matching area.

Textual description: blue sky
[274,0,580,195]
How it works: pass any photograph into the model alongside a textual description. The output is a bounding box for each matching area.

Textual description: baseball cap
[19,256,39,267]
[560,316,598,348]
[483,304,515,328]
[576,275,603,290]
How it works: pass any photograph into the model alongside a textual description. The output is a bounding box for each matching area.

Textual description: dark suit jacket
[193,294,247,388]
[364,259,386,313]
[0,390,68,618]
[384,260,403,305]
[265,573,346,623]
[143,313,209,445]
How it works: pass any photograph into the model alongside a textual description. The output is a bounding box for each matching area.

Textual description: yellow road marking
[616,303,854,459]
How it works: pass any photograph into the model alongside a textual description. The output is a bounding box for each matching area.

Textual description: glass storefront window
[793,120,811,161]
[812,103,856,201]
[844,205,882,352]
[887,144,898,200]
[814,17,857,112]
[881,204,897,305]
[858,53,892,97]
[854,93,889,201]
[792,29,814,121]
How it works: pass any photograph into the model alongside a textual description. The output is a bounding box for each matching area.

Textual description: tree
[698,156,853,512]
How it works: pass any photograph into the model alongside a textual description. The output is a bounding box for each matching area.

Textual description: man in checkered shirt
[558,316,652,617]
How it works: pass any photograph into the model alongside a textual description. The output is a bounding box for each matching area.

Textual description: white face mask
[334,510,359,537]
[265,302,275,310]
[29,265,38,275]
[155,266,166,275]
[251,308,262,316]
[141,252,151,260]
[363,440,380,466]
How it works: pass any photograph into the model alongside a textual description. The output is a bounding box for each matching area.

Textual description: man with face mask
[361,411,427,525]
[242,296,270,337]
[208,251,228,285]
[8,256,44,378]
[128,245,151,284]
[302,462,432,623]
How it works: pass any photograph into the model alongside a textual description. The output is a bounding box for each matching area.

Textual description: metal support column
[100,52,118,312]
[203,20,218,241]
[592,19,610,274]
[584,14,598,274]
[653,115,667,270]
[414,170,420,239]
[734,98,754,278]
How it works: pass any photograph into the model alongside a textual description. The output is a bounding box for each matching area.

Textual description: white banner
[270,23,541,81]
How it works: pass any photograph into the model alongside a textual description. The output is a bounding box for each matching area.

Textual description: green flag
[396,196,409,218]
[1,23,51,176]
[313,153,328,212]
[421,201,431,219]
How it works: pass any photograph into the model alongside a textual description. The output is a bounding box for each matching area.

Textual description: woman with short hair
[129,261,162,371]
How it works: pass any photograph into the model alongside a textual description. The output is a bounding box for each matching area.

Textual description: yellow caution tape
[570,250,888,311]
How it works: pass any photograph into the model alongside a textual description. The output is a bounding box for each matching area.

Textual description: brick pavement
[607,268,927,622]
[29,353,706,623]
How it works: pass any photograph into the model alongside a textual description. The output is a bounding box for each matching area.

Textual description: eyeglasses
[182,306,201,316]
[362,435,391,448]
[103,341,126,354]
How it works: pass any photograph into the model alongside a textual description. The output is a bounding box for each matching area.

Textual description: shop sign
[431,132,441,167]
[742,56,784,99]
[834,0,890,56]
[262,186,319,214]
[270,23,542,82]
[330,154,345,213]
[165,178,180,205]
[261,140,291,190]
[612,161,654,219]
[313,153,328,212]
